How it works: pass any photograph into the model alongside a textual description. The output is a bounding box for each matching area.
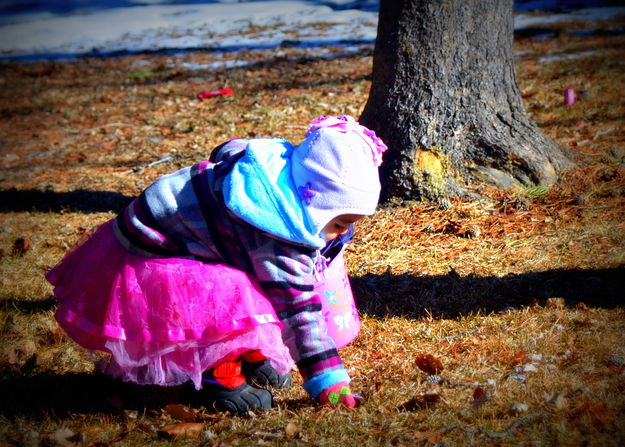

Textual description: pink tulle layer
[47,220,294,389]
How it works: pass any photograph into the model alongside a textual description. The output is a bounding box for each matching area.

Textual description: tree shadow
[1,266,622,419]
[0,188,134,213]
[0,371,309,419]
[0,372,197,419]
[351,266,625,319]
[0,38,373,64]
[160,45,373,92]
[0,297,57,313]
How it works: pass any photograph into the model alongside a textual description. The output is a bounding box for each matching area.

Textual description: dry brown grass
[1,18,624,447]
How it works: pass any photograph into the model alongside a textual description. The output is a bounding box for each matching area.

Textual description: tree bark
[360,0,574,202]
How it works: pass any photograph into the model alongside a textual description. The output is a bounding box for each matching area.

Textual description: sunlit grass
[0,21,624,447]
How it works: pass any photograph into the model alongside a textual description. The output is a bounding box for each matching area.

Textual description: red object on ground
[198,88,233,99]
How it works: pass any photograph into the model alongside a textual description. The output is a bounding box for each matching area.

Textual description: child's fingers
[318,383,361,408]
[340,393,357,408]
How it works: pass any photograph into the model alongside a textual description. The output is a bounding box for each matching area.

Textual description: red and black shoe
[202,356,273,415]
[240,350,293,390]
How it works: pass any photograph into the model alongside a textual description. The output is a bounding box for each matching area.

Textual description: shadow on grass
[0,266,622,418]
[0,297,57,313]
[0,188,134,214]
[0,371,309,419]
[0,372,199,418]
[351,266,625,318]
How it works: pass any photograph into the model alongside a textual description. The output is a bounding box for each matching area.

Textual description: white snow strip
[0,2,377,57]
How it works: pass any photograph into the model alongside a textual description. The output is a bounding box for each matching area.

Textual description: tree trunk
[360,0,574,202]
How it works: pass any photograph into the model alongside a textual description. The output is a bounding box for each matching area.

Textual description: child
[46,115,387,414]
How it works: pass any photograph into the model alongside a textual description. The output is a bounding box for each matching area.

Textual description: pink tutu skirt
[46,220,294,389]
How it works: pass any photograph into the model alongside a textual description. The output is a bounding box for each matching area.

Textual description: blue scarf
[222,138,326,248]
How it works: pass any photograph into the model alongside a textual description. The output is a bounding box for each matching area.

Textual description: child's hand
[317,382,358,408]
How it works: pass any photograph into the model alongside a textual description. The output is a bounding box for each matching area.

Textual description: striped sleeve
[114,183,189,258]
[244,232,345,382]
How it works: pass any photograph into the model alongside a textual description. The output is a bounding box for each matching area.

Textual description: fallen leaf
[413,430,443,444]
[7,339,37,366]
[503,351,528,367]
[164,404,197,422]
[568,400,614,427]
[136,422,157,435]
[11,237,31,256]
[415,353,444,375]
[473,387,485,400]
[471,387,489,407]
[427,433,443,444]
[285,422,300,437]
[398,392,441,412]
[158,422,206,440]
[42,326,66,345]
